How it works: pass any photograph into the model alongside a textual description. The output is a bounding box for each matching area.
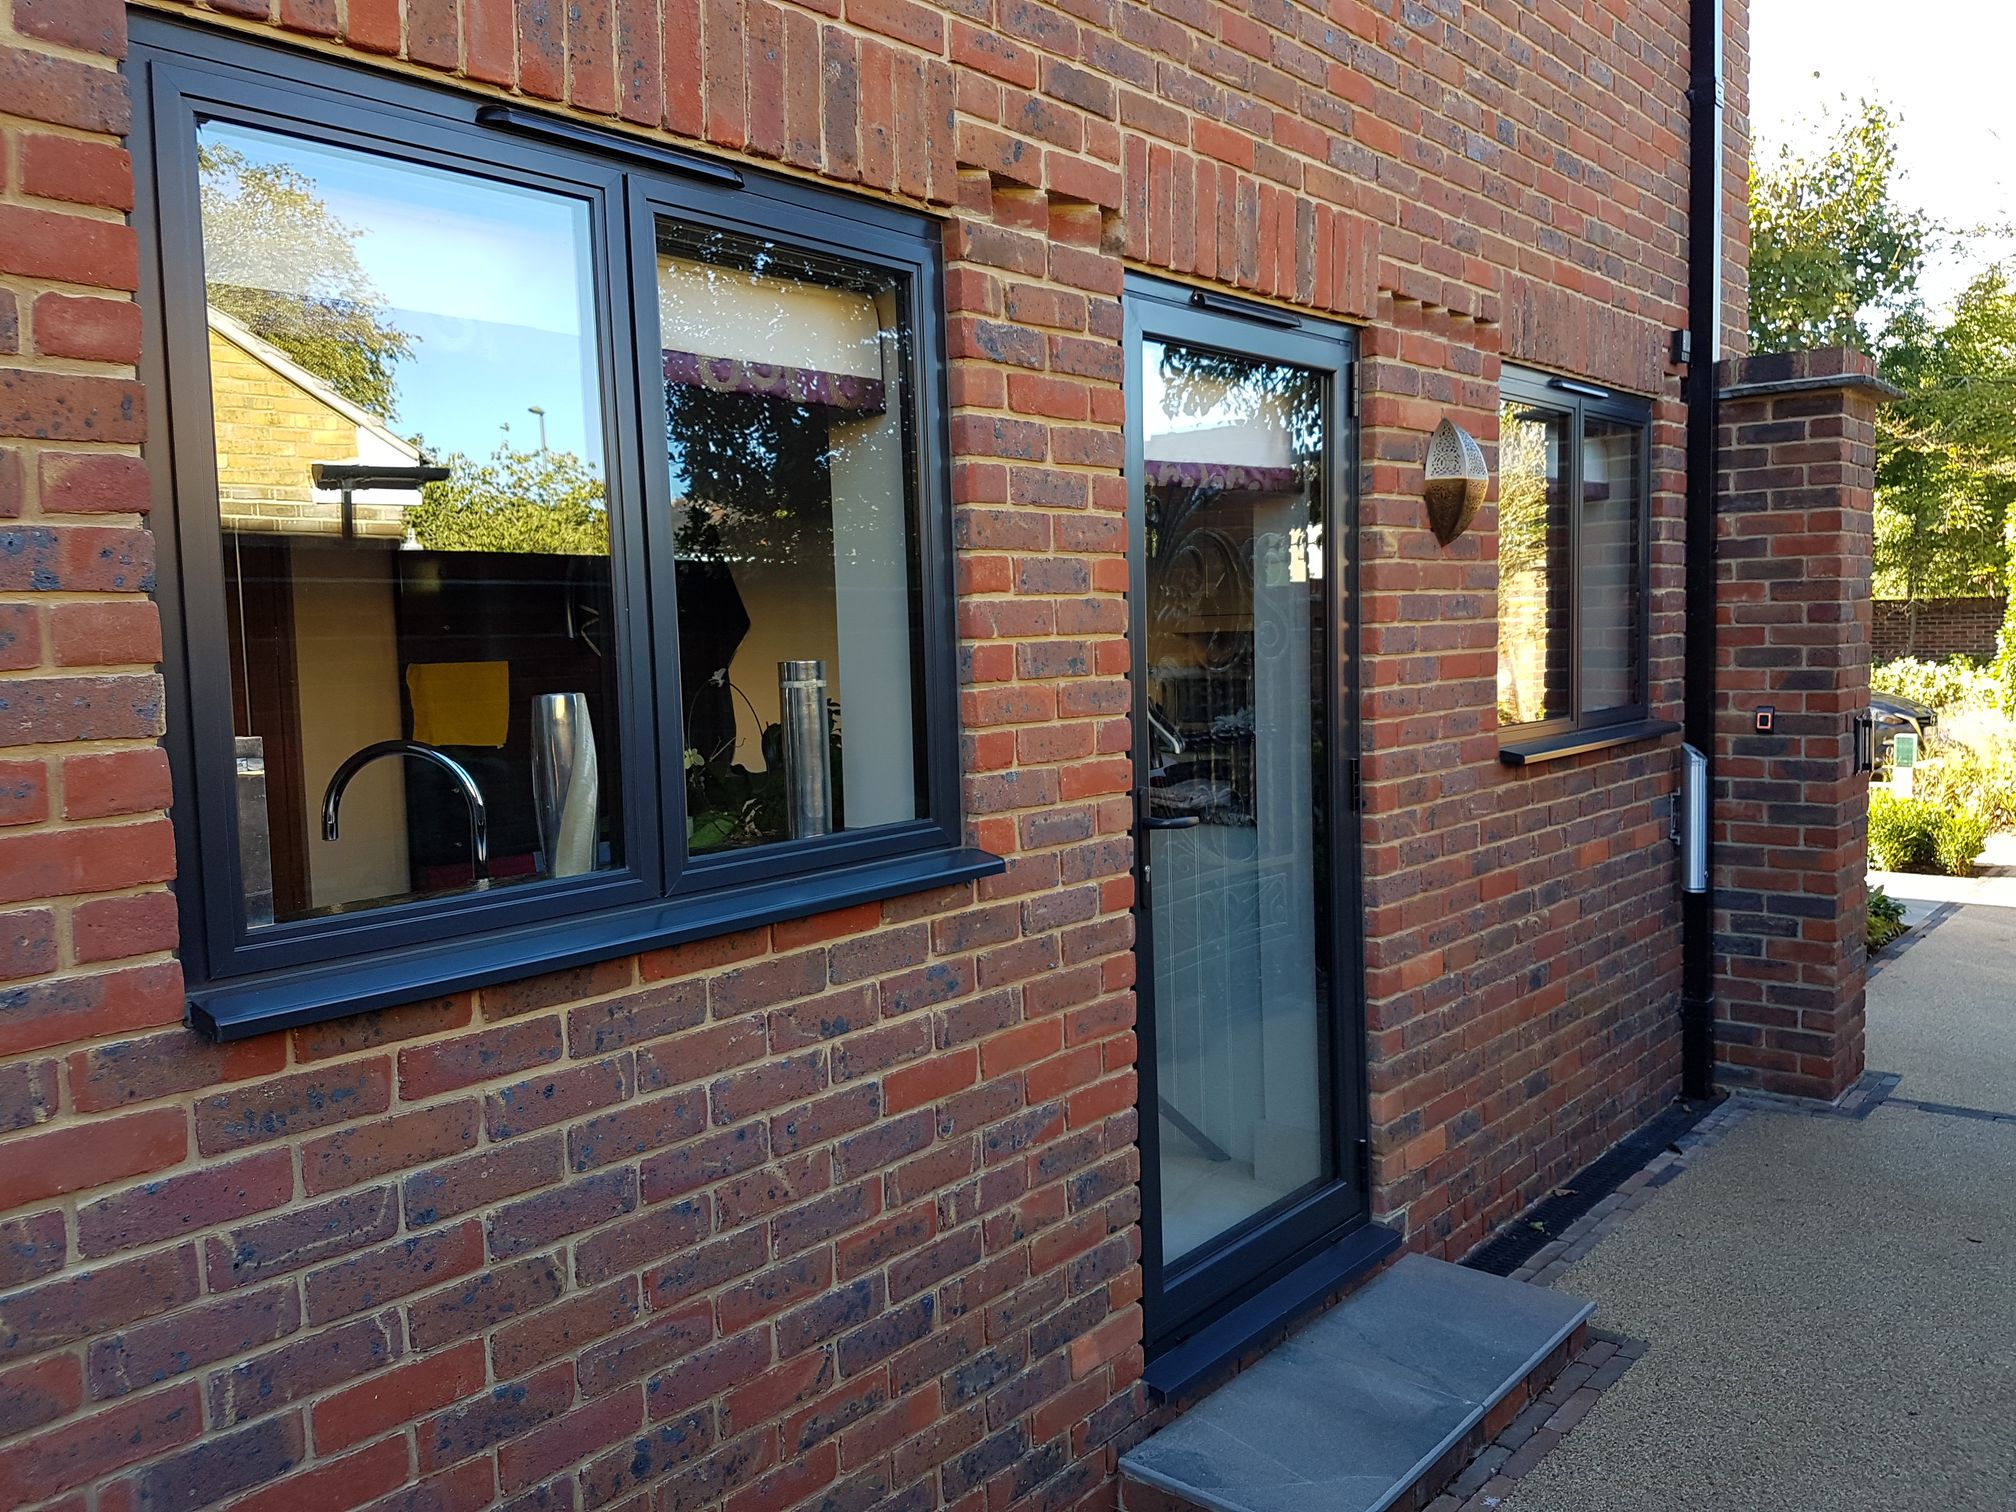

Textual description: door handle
[1141,813,1201,829]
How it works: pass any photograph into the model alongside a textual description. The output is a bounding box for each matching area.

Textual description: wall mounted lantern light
[1422,418,1489,546]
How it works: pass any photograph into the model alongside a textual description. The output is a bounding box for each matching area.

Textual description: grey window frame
[1496,367,1662,762]
[130,16,996,1040]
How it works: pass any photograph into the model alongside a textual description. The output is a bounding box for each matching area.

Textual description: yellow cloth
[406,661,509,748]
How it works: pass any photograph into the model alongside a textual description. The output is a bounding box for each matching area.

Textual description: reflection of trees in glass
[666,386,837,568]
[407,445,609,554]
[1497,414,1551,584]
[1154,344,1324,493]
[666,385,844,852]
[199,142,413,419]
[1496,411,1556,726]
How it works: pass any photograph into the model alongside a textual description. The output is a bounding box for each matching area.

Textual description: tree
[1750,101,2016,655]
[405,445,610,554]
[1748,100,1934,356]
[1876,269,2016,613]
[199,142,414,419]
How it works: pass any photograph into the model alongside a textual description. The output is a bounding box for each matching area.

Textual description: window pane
[1580,417,1643,713]
[199,122,624,927]
[1497,401,1571,727]
[1139,339,1332,1264]
[657,220,926,855]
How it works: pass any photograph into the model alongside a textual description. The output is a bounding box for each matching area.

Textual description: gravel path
[1506,904,2016,1512]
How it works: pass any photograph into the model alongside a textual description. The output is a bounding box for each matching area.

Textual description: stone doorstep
[1117,1255,1596,1512]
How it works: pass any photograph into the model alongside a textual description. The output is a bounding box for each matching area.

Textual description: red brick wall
[1872,597,2006,664]
[1355,313,1693,1257]
[1713,349,1878,1102]
[0,0,1746,1507]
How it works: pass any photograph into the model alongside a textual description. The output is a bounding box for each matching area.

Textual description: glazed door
[1126,280,1364,1354]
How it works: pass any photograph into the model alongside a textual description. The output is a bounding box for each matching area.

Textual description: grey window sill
[189,845,1006,1042]
[1499,718,1681,767]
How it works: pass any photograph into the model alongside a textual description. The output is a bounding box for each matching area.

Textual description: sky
[205,121,605,466]
[1749,0,2016,313]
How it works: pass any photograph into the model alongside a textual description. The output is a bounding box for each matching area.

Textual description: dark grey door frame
[1124,275,1369,1357]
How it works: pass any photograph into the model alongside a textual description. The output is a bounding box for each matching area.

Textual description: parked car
[1872,690,1938,758]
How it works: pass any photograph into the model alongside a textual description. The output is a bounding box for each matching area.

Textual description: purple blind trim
[662,349,887,414]
[1144,459,1301,491]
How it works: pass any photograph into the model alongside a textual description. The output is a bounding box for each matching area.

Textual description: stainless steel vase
[778,660,834,839]
[531,693,599,877]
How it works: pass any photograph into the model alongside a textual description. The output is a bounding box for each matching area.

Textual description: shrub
[1868,789,1990,875]
[1869,790,1939,871]
[1913,744,2016,832]
[1867,886,1907,952]
[1936,807,1992,875]
[1872,656,2002,714]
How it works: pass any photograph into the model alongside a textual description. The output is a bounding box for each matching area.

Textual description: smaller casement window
[132,20,990,1038]
[1496,368,1658,756]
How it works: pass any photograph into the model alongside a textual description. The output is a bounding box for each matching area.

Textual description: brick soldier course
[0,0,1892,1509]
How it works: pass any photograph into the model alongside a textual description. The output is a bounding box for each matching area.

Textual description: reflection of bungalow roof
[205,304,420,463]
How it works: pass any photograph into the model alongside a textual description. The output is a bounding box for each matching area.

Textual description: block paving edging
[1422,1329,1647,1512]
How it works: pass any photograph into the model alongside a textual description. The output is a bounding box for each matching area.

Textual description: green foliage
[1936,807,1993,875]
[1868,789,1989,875]
[683,743,787,852]
[1875,268,2016,605]
[682,699,842,851]
[1871,656,2002,713]
[1748,103,2016,623]
[1996,492,2016,709]
[1915,746,2016,833]
[1866,885,1908,953]
[198,143,413,420]
[1748,101,1934,356]
[1869,791,1939,872]
[406,446,610,555]
[1876,659,2016,839]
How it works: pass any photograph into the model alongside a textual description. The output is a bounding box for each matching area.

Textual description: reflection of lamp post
[311,461,452,542]
[527,405,548,453]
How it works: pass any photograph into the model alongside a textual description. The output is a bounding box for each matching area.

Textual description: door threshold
[1145,1221,1403,1402]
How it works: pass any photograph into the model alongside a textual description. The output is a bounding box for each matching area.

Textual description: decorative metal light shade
[1422,418,1489,546]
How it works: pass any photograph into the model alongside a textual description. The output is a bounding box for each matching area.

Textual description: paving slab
[1121,1254,1592,1512]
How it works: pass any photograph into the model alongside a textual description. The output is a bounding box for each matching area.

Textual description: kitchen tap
[321,740,489,879]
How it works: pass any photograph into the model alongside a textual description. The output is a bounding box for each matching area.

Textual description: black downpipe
[1680,0,1725,1099]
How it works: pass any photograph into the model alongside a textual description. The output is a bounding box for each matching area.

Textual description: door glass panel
[1140,339,1331,1267]
[196,122,623,928]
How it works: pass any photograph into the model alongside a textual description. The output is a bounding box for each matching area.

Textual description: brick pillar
[1712,348,1889,1100]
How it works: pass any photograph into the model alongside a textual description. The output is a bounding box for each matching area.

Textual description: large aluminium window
[1496,368,1655,752]
[133,22,981,1038]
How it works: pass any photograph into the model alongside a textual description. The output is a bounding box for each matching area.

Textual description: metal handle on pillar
[779,660,834,840]
[1678,742,1709,894]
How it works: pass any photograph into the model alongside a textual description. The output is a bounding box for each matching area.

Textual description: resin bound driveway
[1502,899,2016,1512]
